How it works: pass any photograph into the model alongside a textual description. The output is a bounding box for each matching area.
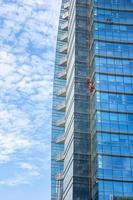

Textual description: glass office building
[51,0,133,199]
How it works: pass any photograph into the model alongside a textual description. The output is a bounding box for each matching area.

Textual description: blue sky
[0,0,61,199]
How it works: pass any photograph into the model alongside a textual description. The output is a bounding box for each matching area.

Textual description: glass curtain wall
[62,0,90,199]
[89,0,133,199]
[51,1,68,199]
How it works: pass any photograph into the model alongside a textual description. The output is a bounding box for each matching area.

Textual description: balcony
[59,43,67,53]
[57,86,66,96]
[56,118,65,127]
[56,172,64,181]
[62,11,69,19]
[56,152,64,161]
[56,134,65,144]
[60,22,68,30]
[64,1,70,9]
[60,32,68,42]
[59,56,67,66]
[58,69,67,79]
[56,102,66,112]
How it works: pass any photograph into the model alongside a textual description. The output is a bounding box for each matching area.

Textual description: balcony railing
[56,118,65,127]
[60,32,68,42]
[64,1,70,9]
[56,172,64,181]
[62,11,69,19]
[56,102,66,112]
[57,86,66,96]
[60,22,68,30]
[56,134,65,144]
[58,69,67,79]
[59,56,67,66]
[59,43,67,53]
[56,152,64,161]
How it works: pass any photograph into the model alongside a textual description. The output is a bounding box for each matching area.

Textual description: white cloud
[20,163,37,170]
[0,50,16,76]
[0,0,61,186]
[0,133,33,163]
[0,176,30,186]
[20,163,40,177]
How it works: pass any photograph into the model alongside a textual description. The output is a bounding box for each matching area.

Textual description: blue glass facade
[52,0,90,199]
[51,1,68,199]
[52,0,133,199]
[90,0,133,199]
[62,0,90,199]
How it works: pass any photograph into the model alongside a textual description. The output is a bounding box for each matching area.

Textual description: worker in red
[87,78,95,93]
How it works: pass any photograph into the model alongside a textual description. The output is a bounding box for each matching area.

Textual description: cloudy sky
[0,0,61,199]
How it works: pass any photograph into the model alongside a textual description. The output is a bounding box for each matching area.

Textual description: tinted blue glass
[94,8,133,23]
[94,0,133,9]
[94,23,133,42]
[51,3,67,199]
[91,1,133,199]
